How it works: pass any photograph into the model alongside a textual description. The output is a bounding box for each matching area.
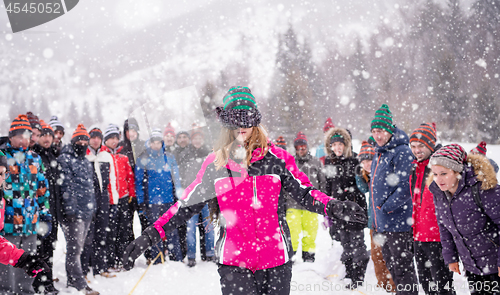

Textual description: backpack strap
[471,182,484,212]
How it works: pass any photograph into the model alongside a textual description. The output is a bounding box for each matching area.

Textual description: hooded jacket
[57,144,96,220]
[324,127,367,231]
[100,145,136,204]
[409,144,442,242]
[118,119,145,171]
[370,127,414,232]
[135,143,182,205]
[428,154,500,275]
[0,140,50,236]
[152,142,333,272]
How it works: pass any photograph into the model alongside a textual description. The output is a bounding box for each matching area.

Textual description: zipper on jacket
[279,223,290,261]
[370,154,382,228]
[253,176,258,205]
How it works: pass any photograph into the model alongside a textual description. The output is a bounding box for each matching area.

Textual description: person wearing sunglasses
[123,86,367,295]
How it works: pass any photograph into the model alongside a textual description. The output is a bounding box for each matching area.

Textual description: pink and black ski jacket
[153,142,333,272]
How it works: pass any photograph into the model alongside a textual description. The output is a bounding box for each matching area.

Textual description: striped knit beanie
[104,124,120,142]
[49,116,65,133]
[371,104,395,134]
[39,120,54,137]
[89,127,103,140]
[275,136,287,149]
[215,86,262,129]
[191,125,204,139]
[470,141,487,155]
[71,124,90,144]
[164,123,175,137]
[329,133,345,145]
[26,112,42,131]
[358,140,375,162]
[294,132,308,147]
[410,122,437,152]
[323,118,335,133]
[9,114,32,138]
[150,128,163,142]
[430,144,467,173]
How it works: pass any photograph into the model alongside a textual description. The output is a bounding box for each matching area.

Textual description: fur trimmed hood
[427,153,498,190]
[324,127,352,158]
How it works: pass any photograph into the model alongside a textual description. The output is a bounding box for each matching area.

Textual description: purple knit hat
[429,144,467,173]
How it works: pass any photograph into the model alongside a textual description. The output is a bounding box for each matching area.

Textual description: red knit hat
[275,136,286,149]
[358,140,375,161]
[71,124,90,144]
[410,122,437,152]
[471,141,487,155]
[164,123,175,137]
[294,132,308,147]
[323,118,335,133]
[190,124,204,139]
[39,120,54,137]
[9,114,33,138]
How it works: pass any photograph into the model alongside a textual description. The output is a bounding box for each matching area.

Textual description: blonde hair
[213,125,269,170]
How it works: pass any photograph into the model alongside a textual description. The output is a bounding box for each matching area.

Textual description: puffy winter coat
[100,146,135,205]
[370,127,414,232]
[324,127,367,231]
[153,142,333,272]
[135,145,182,205]
[410,157,441,242]
[0,235,24,266]
[429,154,500,275]
[86,146,112,213]
[0,141,50,236]
[57,144,96,221]
[286,152,326,210]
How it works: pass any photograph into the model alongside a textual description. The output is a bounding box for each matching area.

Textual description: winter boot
[81,286,99,295]
[343,258,353,280]
[302,252,315,263]
[187,258,196,267]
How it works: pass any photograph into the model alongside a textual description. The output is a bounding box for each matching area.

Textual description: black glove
[326,199,367,225]
[14,252,49,277]
[123,226,161,271]
[38,214,52,239]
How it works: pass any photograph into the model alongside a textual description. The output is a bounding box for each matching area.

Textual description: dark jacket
[86,146,112,215]
[286,152,326,210]
[370,127,414,232]
[118,119,146,171]
[324,127,367,231]
[57,144,96,221]
[176,144,211,189]
[429,154,500,275]
[32,144,62,226]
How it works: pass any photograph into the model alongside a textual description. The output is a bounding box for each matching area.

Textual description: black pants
[339,229,369,283]
[414,241,455,295]
[218,262,292,295]
[32,221,57,293]
[466,271,500,295]
[107,198,134,268]
[377,231,419,295]
[81,202,110,276]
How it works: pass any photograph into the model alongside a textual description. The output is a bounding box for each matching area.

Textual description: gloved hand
[326,199,367,224]
[38,214,52,239]
[14,252,49,277]
[123,226,161,271]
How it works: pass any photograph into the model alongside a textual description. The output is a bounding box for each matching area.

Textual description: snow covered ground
[51,141,500,295]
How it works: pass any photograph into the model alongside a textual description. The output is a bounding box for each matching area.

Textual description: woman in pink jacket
[123,87,366,295]
[0,151,48,276]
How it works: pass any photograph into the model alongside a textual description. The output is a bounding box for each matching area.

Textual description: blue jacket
[135,144,181,205]
[369,127,414,232]
[57,144,96,221]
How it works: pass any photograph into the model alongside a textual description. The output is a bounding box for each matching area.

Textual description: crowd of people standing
[1,91,500,295]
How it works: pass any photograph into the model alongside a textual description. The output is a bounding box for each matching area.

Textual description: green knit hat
[215,86,262,129]
[371,104,395,134]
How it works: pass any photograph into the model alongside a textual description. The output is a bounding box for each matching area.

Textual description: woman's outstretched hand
[326,199,367,224]
[123,227,161,270]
